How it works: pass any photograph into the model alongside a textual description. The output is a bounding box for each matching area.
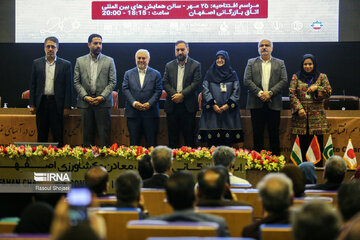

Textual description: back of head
[115,171,142,204]
[280,165,306,197]
[325,155,347,183]
[338,181,360,221]
[291,201,341,240]
[151,146,173,173]
[257,173,293,213]
[84,166,109,197]
[138,154,154,180]
[299,162,317,184]
[166,171,195,210]
[198,166,228,200]
[212,146,236,169]
[15,202,54,233]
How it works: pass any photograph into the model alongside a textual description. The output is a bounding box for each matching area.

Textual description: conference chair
[292,196,333,209]
[231,189,263,218]
[147,237,255,240]
[0,222,17,234]
[260,224,294,240]
[141,188,172,216]
[196,206,253,237]
[0,234,50,240]
[126,220,219,240]
[93,207,141,240]
[304,190,338,207]
[230,184,252,189]
[94,195,117,206]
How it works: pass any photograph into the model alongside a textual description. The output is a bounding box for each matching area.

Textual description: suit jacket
[196,198,251,207]
[30,57,72,113]
[244,56,288,111]
[142,174,169,188]
[73,53,116,108]
[150,209,230,237]
[122,67,162,118]
[306,181,342,191]
[163,57,202,113]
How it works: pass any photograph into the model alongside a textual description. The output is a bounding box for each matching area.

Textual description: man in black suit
[163,40,202,148]
[30,36,72,147]
[143,146,173,188]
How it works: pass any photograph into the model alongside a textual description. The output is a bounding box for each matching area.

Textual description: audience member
[56,222,101,240]
[299,162,317,184]
[337,213,360,240]
[138,154,154,180]
[143,146,173,188]
[291,201,341,240]
[338,181,360,222]
[196,166,250,206]
[307,155,347,190]
[115,171,148,218]
[351,165,360,181]
[14,202,54,233]
[212,146,249,184]
[242,173,293,239]
[280,165,306,197]
[84,166,109,197]
[151,171,230,237]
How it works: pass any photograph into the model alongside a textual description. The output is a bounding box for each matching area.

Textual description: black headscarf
[296,54,320,84]
[205,50,237,83]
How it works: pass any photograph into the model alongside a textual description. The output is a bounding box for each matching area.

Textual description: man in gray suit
[163,40,202,148]
[74,34,117,147]
[244,39,288,156]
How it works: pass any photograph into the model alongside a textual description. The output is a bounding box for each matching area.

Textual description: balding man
[85,166,109,197]
[122,49,162,147]
[244,39,288,155]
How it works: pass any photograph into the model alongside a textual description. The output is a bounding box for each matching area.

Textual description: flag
[343,139,357,169]
[322,135,334,162]
[306,135,321,164]
[290,135,302,166]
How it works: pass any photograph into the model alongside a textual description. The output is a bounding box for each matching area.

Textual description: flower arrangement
[0,144,286,171]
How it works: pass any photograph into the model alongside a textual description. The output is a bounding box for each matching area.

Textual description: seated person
[280,165,306,197]
[212,146,249,184]
[115,171,148,218]
[150,171,230,237]
[85,166,109,197]
[307,155,347,190]
[143,146,173,188]
[299,162,317,184]
[242,173,293,239]
[138,154,154,180]
[196,166,250,206]
[338,181,360,223]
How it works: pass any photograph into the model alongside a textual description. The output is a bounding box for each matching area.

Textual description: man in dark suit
[122,49,162,147]
[150,171,230,237]
[29,36,72,147]
[244,39,288,155]
[143,146,173,188]
[74,34,117,147]
[163,40,202,148]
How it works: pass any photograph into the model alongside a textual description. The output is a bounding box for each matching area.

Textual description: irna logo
[34,172,71,182]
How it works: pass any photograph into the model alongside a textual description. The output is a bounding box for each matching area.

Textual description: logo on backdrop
[34,172,71,182]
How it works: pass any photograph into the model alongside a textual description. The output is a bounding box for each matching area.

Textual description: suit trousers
[80,106,111,147]
[127,117,159,147]
[36,95,64,147]
[250,105,280,155]
[166,103,196,148]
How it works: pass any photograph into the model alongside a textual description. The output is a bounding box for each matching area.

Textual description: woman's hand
[213,104,222,114]
[298,109,307,119]
[307,84,318,93]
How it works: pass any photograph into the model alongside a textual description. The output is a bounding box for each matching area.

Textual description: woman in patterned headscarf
[289,54,332,166]
[197,50,243,146]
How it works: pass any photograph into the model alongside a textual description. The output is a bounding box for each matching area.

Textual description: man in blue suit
[122,49,162,147]
[29,36,72,147]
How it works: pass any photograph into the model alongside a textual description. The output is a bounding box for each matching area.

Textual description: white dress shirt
[44,57,56,95]
[132,67,147,107]
[90,54,100,94]
[261,57,271,92]
[176,57,188,93]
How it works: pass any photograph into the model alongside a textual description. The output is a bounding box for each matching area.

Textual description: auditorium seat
[147,237,255,240]
[260,224,294,240]
[141,188,172,216]
[231,189,263,218]
[292,196,333,208]
[0,222,17,234]
[230,184,252,189]
[21,90,30,100]
[196,206,253,237]
[126,220,219,240]
[94,195,117,206]
[304,190,338,207]
[0,234,50,240]
[93,207,141,240]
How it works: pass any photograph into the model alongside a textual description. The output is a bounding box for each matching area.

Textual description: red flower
[144,149,149,154]
[190,148,195,153]
[256,155,262,160]
[42,150,47,155]
[100,152,106,157]
[82,148,87,154]
[136,146,143,156]
[110,143,118,151]
[54,147,58,152]
[265,155,271,160]
[2,148,7,154]
[173,150,178,157]
[259,160,264,165]
[180,146,188,152]
[32,147,36,152]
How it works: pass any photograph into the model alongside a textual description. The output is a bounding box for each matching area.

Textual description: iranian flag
[306,135,321,164]
[322,135,334,162]
[343,139,357,169]
[290,135,302,166]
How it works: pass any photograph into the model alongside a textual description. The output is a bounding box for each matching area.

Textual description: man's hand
[29,107,36,114]
[171,93,184,103]
[63,109,70,116]
[84,96,95,104]
[298,109,306,119]
[92,96,105,105]
[213,104,222,114]
[219,104,229,112]
[134,102,145,111]
[142,102,151,110]
[259,91,272,102]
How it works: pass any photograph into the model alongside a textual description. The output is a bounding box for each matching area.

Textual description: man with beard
[74,34,117,147]
[163,40,202,148]
[244,39,288,155]
[122,49,162,147]
[29,36,72,147]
